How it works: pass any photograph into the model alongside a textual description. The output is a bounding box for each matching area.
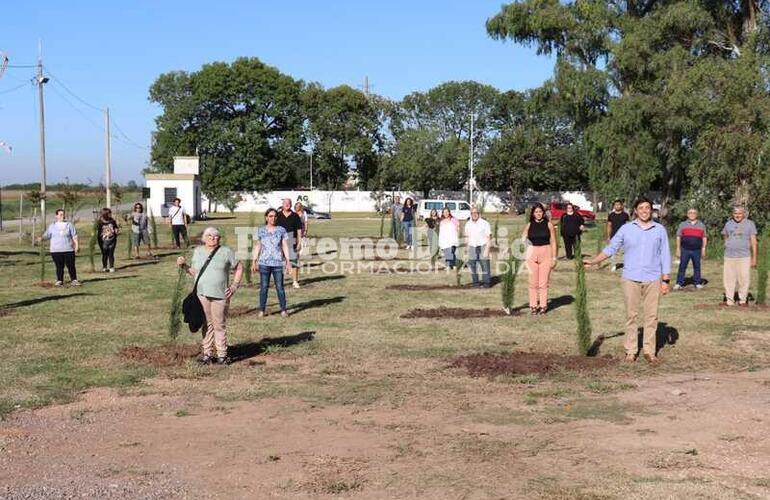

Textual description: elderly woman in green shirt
[177,226,243,365]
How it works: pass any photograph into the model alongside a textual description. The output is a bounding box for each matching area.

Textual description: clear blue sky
[0,0,554,185]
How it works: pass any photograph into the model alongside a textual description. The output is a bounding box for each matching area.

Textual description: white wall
[146,179,200,218]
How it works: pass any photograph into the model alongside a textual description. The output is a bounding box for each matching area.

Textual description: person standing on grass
[439,207,459,269]
[276,198,303,289]
[252,208,292,317]
[559,203,585,260]
[522,203,557,314]
[424,208,440,254]
[400,197,416,250]
[722,206,758,306]
[168,198,188,249]
[674,208,708,290]
[606,199,630,272]
[96,207,119,273]
[584,196,671,365]
[294,201,309,240]
[130,203,155,259]
[391,195,402,221]
[177,226,243,365]
[464,207,492,288]
[39,209,80,287]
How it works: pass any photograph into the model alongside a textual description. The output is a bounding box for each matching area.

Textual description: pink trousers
[527,245,553,308]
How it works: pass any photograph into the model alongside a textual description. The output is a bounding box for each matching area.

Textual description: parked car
[304,207,331,219]
[547,202,596,222]
[417,199,472,220]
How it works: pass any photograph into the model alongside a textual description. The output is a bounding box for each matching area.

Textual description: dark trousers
[677,247,702,286]
[562,234,580,259]
[51,251,77,282]
[98,239,116,269]
[467,245,491,287]
[259,265,287,312]
[172,225,188,248]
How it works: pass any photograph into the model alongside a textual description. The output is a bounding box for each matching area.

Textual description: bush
[88,220,99,272]
[501,253,521,314]
[168,267,186,340]
[574,240,593,356]
[148,207,159,248]
[757,228,769,305]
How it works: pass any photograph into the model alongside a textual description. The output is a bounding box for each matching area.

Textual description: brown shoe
[643,353,661,365]
[624,353,638,363]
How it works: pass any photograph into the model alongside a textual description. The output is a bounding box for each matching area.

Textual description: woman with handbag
[177,226,243,365]
[251,208,293,317]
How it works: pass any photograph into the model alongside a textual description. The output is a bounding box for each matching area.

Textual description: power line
[45,82,105,134]
[110,117,149,150]
[43,66,104,112]
[0,81,30,94]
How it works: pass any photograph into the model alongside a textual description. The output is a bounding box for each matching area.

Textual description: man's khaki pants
[621,279,661,356]
[723,257,751,305]
[199,295,228,358]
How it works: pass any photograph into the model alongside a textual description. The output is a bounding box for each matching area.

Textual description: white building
[144,156,202,218]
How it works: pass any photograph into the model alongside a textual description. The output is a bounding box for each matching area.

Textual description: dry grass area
[1,213,769,498]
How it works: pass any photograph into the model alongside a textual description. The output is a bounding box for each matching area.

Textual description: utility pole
[309,151,314,191]
[36,41,49,228]
[104,107,112,209]
[363,76,369,98]
[469,113,475,206]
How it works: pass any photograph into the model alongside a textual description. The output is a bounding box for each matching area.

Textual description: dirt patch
[229,305,257,317]
[119,343,200,367]
[33,281,55,288]
[401,306,514,319]
[693,303,770,311]
[450,351,618,377]
[387,284,472,291]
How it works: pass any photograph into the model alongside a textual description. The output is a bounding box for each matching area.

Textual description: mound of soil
[450,351,617,377]
[34,281,55,288]
[119,343,200,367]
[229,306,256,317]
[387,284,472,291]
[693,303,770,311]
[401,306,514,319]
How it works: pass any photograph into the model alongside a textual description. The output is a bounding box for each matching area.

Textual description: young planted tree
[38,241,47,283]
[455,258,465,286]
[493,218,499,247]
[501,253,521,315]
[757,228,770,305]
[574,240,593,355]
[244,211,257,284]
[88,219,99,272]
[126,225,133,259]
[379,210,386,238]
[168,266,186,340]
[148,207,159,248]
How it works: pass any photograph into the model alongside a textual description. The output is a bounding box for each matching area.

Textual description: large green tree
[148,57,305,197]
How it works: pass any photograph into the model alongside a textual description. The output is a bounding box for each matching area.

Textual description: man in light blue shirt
[585,197,671,365]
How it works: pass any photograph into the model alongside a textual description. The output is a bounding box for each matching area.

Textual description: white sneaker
[695,284,704,290]
[109,268,115,273]
[673,284,682,291]
[292,281,300,289]
[610,265,617,272]
[102,268,109,273]
[54,281,63,287]
[70,280,81,287]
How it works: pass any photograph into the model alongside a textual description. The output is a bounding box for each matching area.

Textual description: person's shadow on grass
[229,331,315,362]
[287,296,346,315]
[634,322,679,355]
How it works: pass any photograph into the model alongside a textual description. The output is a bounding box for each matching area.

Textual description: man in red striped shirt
[674,208,708,290]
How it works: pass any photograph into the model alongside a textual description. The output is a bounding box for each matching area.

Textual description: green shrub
[757,228,769,305]
[148,207,158,248]
[574,240,593,355]
[88,220,99,272]
[168,267,186,340]
[501,253,521,314]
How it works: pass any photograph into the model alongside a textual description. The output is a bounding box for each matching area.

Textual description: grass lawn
[1,212,769,497]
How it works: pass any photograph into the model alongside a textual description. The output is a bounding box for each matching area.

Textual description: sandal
[538,306,547,315]
[530,307,539,315]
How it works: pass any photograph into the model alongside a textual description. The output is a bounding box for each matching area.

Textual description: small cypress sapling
[39,240,47,283]
[756,227,769,305]
[389,212,396,239]
[455,258,465,286]
[88,219,99,272]
[574,240,593,355]
[501,253,521,315]
[379,210,386,238]
[244,211,257,284]
[148,207,159,249]
[126,225,133,259]
[493,218,499,247]
[168,266,186,340]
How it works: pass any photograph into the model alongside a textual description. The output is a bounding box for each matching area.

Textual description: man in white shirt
[168,198,188,248]
[464,208,492,288]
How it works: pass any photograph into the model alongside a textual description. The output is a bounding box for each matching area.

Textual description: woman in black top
[424,208,439,256]
[96,207,120,272]
[521,203,557,314]
[400,198,416,249]
[559,203,585,260]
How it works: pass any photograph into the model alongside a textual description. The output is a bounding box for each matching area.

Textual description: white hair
[733,205,746,214]
[202,226,220,239]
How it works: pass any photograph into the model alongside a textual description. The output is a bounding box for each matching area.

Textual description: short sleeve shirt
[191,245,238,299]
[607,211,630,238]
[256,226,287,267]
[722,219,757,258]
[676,220,707,250]
[276,211,302,248]
[169,205,186,225]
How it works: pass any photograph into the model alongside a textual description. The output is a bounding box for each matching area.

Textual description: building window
[164,188,177,204]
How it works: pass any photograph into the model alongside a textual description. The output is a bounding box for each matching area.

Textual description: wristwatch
[662,279,670,284]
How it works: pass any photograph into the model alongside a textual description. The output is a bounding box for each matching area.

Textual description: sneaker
[54,280,64,287]
[216,356,232,365]
[70,280,81,287]
[695,284,704,290]
[280,310,289,318]
[610,264,617,272]
[198,355,214,365]
[258,311,266,318]
[292,281,300,289]
[673,284,682,291]
[102,268,109,273]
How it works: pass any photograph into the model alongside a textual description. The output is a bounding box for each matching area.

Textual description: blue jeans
[467,246,490,287]
[443,246,456,268]
[259,265,287,312]
[401,220,413,246]
[676,248,702,286]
